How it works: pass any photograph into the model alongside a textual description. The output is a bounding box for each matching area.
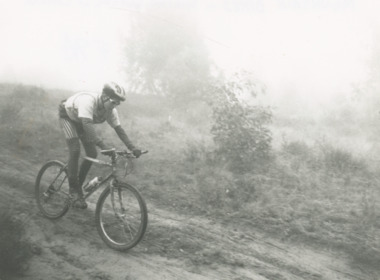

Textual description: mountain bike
[35,148,148,251]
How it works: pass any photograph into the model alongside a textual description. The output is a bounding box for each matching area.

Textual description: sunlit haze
[1,0,379,110]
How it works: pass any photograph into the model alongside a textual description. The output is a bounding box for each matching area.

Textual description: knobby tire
[35,160,70,219]
[95,182,148,251]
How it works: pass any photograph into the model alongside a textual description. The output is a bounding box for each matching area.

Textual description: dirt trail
[0,151,379,280]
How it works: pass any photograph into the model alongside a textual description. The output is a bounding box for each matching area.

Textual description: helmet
[102,82,126,101]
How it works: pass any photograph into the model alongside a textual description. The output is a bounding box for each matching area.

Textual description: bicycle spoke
[123,224,138,241]
[123,223,134,240]
[118,188,124,212]
[35,161,70,219]
[102,221,123,231]
[96,183,147,250]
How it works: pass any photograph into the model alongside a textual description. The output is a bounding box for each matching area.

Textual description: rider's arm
[114,125,136,151]
[106,109,137,151]
[81,117,107,150]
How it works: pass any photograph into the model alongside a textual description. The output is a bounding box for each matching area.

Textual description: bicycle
[35,148,148,251]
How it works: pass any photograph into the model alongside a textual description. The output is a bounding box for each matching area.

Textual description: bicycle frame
[50,150,142,202]
[49,156,119,201]
[82,156,119,200]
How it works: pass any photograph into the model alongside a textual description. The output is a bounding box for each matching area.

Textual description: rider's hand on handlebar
[132,149,142,158]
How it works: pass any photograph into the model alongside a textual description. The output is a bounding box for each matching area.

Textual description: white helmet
[102,82,126,101]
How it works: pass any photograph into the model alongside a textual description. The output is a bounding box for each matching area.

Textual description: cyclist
[58,82,141,209]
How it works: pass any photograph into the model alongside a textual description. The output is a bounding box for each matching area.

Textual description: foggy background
[1,0,379,116]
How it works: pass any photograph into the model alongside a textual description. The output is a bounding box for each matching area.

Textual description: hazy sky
[0,0,379,109]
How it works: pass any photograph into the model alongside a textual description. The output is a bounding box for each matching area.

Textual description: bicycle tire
[95,182,148,251]
[35,160,70,219]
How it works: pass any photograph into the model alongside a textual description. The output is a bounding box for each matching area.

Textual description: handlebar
[100,148,148,158]
[83,149,148,175]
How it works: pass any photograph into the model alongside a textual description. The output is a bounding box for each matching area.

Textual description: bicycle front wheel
[35,160,70,219]
[95,182,148,251]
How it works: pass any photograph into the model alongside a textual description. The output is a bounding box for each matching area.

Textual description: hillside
[0,84,379,280]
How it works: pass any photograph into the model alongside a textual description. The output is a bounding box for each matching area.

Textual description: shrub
[282,140,311,159]
[319,145,368,176]
[280,140,323,172]
[0,210,32,277]
[209,72,273,174]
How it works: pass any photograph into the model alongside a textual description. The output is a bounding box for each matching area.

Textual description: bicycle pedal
[72,199,88,209]
[72,203,88,210]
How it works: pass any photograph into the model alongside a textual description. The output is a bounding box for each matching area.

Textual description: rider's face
[103,97,120,110]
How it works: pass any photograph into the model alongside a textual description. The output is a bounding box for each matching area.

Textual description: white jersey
[64,92,121,128]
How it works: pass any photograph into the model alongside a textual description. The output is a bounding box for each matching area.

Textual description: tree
[124,3,211,105]
[209,71,273,174]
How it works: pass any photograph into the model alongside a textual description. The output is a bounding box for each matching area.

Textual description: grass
[0,83,380,269]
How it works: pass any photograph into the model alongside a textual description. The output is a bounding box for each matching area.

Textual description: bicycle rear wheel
[95,182,148,251]
[35,160,70,219]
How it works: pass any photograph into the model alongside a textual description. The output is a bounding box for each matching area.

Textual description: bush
[319,144,368,176]
[282,140,311,159]
[209,72,273,174]
[281,140,322,172]
[0,210,32,277]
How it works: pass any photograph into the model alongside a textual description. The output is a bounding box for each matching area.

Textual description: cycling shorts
[59,118,84,140]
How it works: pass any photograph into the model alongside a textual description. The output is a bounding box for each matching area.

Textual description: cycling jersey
[64,92,120,128]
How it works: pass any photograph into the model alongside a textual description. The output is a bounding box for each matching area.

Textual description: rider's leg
[60,117,87,209]
[66,138,81,195]
[66,138,88,208]
[78,141,97,187]
[59,118,81,194]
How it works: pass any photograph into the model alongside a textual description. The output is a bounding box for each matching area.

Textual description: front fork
[110,179,126,220]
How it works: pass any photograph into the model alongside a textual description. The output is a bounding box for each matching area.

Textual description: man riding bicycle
[58,82,141,209]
